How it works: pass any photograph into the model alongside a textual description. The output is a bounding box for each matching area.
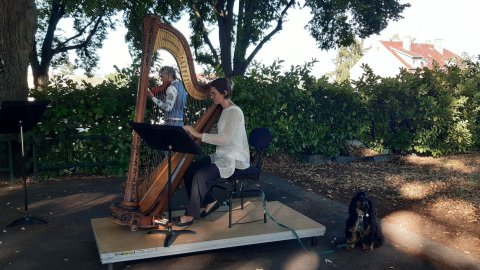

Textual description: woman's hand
[183,125,202,139]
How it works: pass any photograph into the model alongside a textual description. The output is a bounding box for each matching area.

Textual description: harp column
[121,16,160,205]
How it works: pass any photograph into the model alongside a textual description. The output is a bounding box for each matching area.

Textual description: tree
[2,0,410,99]
[331,39,367,82]
[124,0,410,78]
[0,0,37,101]
[305,0,409,49]
[31,0,119,89]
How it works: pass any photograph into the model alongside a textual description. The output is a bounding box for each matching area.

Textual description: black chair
[212,127,272,228]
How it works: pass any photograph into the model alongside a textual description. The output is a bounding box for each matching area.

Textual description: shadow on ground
[0,175,478,270]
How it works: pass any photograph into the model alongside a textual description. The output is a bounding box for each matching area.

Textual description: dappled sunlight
[385,174,446,200]
[440,159,475,173]
[404,155,476,173]
[28,192,119,215]
[384,173,448,200]
[428,198,478,224]
[398,181,447,200]
[403,155,437,166]
[382,210,480,268]
[384,174,407,188]
[265,152,480,266]
[282,250,320,270]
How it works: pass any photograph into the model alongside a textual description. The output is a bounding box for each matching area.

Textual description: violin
[150,81,171,95]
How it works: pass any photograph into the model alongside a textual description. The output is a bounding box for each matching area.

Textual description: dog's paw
[362,243,374,252]
[345,243,356,250]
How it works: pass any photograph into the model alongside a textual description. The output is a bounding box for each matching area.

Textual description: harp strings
[136,67,212,195]
[134,20,214,197]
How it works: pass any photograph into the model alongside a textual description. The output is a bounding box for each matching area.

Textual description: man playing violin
[147,66,187,126]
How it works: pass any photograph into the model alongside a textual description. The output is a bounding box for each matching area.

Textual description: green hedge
[29,69,138,176]
[234,61,367,157]
[355,60,480,155]
[25,57,480,177]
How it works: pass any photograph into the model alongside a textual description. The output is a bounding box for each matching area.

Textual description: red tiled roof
[380,41,460,70]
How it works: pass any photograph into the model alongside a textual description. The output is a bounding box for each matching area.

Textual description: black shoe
[172,216,193,227]
[200,202,220,217]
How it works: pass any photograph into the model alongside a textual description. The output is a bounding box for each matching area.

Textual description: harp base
[110,202,155,231]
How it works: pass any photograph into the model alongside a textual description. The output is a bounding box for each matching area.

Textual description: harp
[110,15,222,230]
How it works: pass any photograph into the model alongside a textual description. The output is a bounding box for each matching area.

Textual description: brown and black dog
[345,191,384,251]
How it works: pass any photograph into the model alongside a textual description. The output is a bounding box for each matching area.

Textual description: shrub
[29,68,138,175]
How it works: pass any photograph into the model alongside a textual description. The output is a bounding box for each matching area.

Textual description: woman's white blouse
[201,105,250,178]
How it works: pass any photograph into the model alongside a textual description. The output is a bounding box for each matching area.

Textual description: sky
[95,0,480,78]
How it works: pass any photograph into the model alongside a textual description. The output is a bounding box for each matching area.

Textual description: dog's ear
[369,199,378,216]
[365,194,378,217]
[348,194,358,215]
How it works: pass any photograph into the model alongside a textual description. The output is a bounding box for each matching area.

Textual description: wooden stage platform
[91,199,326,267]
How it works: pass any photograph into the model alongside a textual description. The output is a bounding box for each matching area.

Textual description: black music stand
[0,100,49,227]
[130,122,200,247]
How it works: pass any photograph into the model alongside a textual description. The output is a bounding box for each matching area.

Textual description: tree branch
[53,14,104,54]
[189,2,219,66]
[56,16,98,49]
[215,0,235,76]
[245,0,295,65]
[29,40,40,72]
[40,1,66,64]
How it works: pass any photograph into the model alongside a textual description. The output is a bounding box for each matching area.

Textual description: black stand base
[148,223,195,247]
[7,215,48,228]
[6,173,48,228]
[1,100,50,229]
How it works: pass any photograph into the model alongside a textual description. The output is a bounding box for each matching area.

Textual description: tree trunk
[31,62,51,90]
[0,0,37,102]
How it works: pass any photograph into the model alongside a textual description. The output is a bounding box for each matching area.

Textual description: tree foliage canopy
[26,0,409,90]
[31,0,120,88]
[306,0,409,49]
[122,0,409,77]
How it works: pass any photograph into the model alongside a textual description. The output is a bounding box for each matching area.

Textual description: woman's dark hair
[208,78,234,98]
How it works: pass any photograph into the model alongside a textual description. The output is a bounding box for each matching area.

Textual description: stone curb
[303,154,392,164]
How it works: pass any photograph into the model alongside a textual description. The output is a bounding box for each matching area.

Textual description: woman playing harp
[110,15,222,230]
[175,78,250,227]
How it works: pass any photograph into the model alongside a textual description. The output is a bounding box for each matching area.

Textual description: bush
[355,58,480,156]
[234,61,368,157]
[25,57,480,177]
[29,68,138,176]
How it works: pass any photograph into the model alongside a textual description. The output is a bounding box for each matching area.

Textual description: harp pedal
[152,217,169,226]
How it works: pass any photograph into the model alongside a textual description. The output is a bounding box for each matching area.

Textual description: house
[350,38,461,81]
